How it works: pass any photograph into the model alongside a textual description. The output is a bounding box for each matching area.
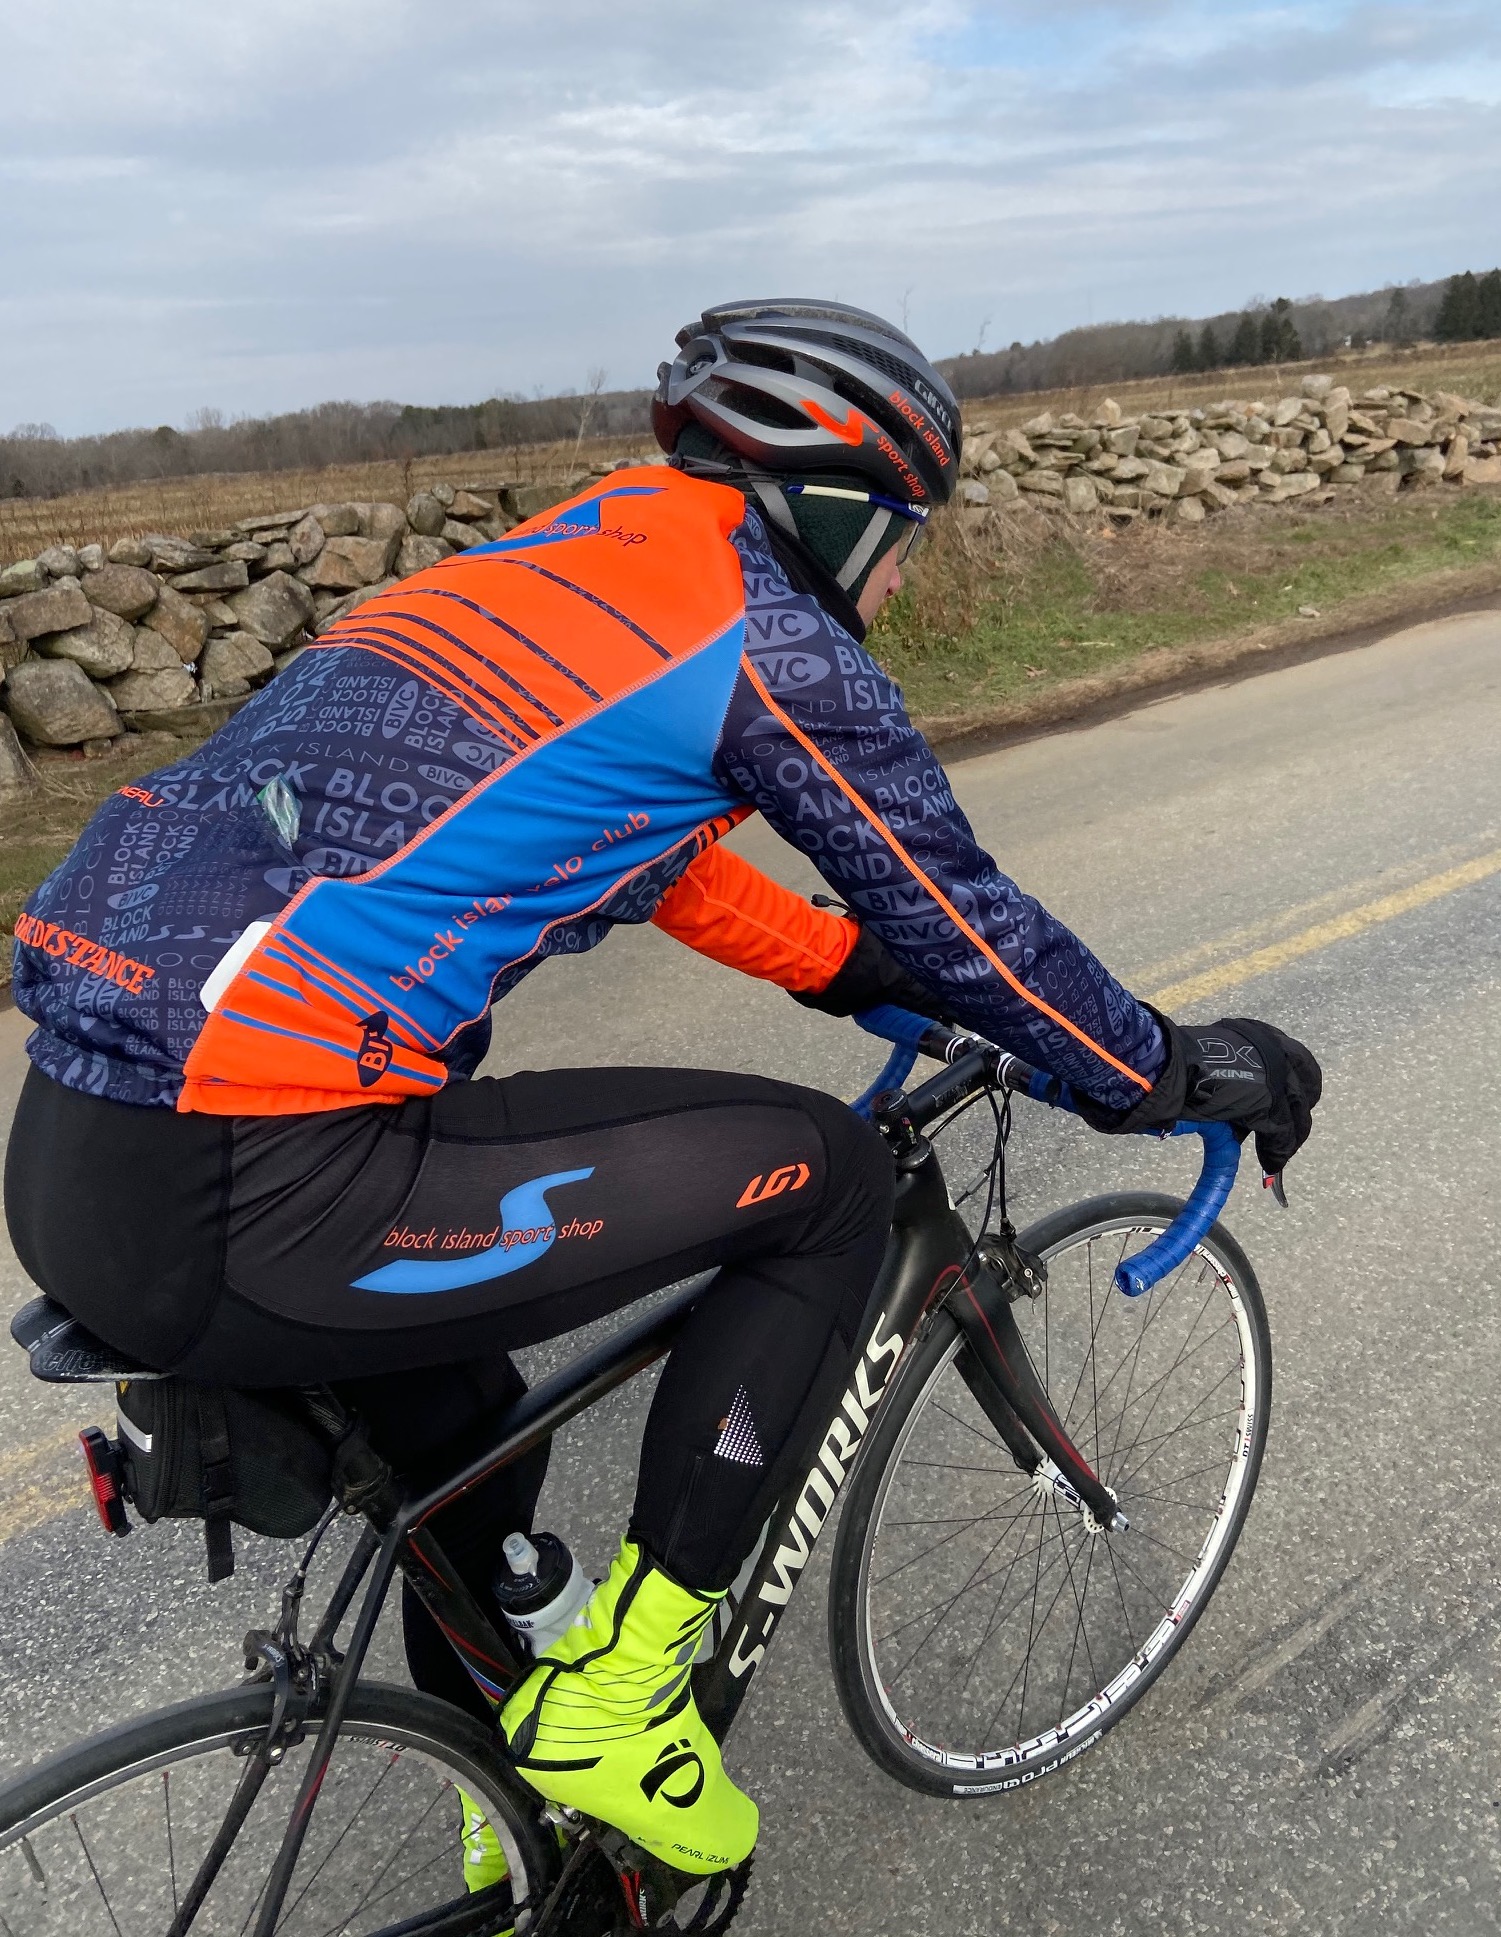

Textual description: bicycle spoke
[71,1814,125,1937]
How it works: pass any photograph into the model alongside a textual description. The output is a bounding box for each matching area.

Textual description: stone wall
[0,472,596,780]
[958,374,1501,521]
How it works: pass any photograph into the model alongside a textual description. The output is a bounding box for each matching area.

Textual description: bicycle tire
[0,1680,561,1935]
[828,1191,1272,1798]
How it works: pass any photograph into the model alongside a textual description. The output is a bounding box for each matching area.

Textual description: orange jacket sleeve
[651,844,858,993]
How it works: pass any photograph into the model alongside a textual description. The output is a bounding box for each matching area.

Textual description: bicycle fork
[950,1254,1126,1535]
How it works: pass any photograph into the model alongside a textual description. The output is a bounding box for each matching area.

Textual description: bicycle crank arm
[948,1266,1125,1532]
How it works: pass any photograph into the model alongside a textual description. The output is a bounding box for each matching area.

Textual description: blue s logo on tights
[352,1168,595,1294]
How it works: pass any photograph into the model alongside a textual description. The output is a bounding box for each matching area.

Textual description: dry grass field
[0,430,659,565]
[6,342,1501,568]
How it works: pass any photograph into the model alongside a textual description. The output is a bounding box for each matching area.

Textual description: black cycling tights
[7,1065,892,1714]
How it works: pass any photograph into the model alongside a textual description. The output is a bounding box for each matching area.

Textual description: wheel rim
[859,1217,1263,1780]
[1,1713,536,1935]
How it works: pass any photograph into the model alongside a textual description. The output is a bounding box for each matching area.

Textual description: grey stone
[1300,374,1335,401]
[188,529,236,548]
[1170,496,1206,525]
[81,562,159,620]
[406,492,447,537]
[313,577,400,634]
[1141,461,1187,498]
[447,489,493,521]
[1465,455,1501,484]
[4,578,93,644]
[1112,457,1150,482]
[1214,431,1251,460]
[107,537,153,567]
[1093,398,1123,427]
[431,483,456,507]
[1201,480,1238,511]
[1016,470,1065,497]
[510,481,574,521]
[1139,416,1173,440]
[0,559,45,599]
[307,502,362,538]
[0,712,39,797]
[960,480,991,507]
[76,543,104,572]
[225,541,267,564]
[1110,486,1141,509]
[441,520,486,551]
[300,533,401,589]
[143,581,210,662]
[144,534,219,572]
[1444,434,1470,479]
[396,534,453,576]
[37,544,80,578]
[1323,404,1350,443]
[108,665,197,711]
[203,599,239,628]
[1333,462,1368,482]
[5,657,120,744]
[1309,449,1346,475]
[0,605,20,669]
[1179,454,1221,496]
[1063,475,1099,514]
[237,510,304,534]
[1262,473,1321,502]
[356,502,408,544]
[260,541,296,574]
[987,469,1020,503]
[200,632,274,697]
[37,606,136,676]
[288,514,326,566]
[168,560,250,594]
[1387,417,1435,445]
[227,570,315,648]
[130,628,183,672]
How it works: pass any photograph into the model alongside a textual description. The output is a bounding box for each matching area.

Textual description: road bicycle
[0,1007,1272,1934]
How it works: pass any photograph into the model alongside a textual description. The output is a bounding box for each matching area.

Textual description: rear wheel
[829,1193,1271,1796]
[0,1681,558,1934]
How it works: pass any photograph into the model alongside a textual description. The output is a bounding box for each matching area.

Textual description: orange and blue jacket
[13,469,1164,1115]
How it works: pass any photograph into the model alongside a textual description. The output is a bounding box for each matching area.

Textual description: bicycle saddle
[9,1295,166,1385]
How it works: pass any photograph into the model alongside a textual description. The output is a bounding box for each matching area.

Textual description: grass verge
[875,484,1501,729]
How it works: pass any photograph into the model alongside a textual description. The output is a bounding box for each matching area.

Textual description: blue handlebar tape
[1113,1121,1241,1297]
[853,1005,934,1053]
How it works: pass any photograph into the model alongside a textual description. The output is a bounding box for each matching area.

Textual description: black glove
[791,925,955,1025]
[1076,1009,1322,1178]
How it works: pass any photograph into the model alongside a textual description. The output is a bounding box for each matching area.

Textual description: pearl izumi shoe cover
[499,1540,758,1876]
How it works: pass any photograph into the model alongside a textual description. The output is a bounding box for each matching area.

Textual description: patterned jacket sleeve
[716,516,1166,1111]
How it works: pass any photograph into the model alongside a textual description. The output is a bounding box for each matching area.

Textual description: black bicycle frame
[251,1131,1114,1933]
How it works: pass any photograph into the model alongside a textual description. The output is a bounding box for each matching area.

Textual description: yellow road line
[1149,847,1501,1010]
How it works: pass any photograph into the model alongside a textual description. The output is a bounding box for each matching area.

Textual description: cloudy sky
[4,0,1500,436]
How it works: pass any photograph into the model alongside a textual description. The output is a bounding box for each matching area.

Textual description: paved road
[2,610,1500,1934]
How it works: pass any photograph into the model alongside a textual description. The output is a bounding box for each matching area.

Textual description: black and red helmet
[653,298,961,507]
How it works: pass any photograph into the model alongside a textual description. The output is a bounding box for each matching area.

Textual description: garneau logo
[728,1308,903,1676]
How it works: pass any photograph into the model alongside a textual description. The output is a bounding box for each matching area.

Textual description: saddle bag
[115,1378,336,1582]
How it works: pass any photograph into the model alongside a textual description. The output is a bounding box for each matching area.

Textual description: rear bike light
[78,1426,131,1537]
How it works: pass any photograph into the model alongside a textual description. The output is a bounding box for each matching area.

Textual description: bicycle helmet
[652,299,960,509]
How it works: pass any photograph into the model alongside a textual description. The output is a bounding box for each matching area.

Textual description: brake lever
[1264,1172,1289,1209]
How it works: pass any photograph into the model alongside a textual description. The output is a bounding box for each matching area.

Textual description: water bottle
[493,1530,593,1659]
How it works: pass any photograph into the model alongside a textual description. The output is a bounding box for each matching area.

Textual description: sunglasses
[785,485,930,565]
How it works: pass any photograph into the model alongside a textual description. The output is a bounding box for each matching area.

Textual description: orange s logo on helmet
[736,1162,811,1209]
[801,398,869,446]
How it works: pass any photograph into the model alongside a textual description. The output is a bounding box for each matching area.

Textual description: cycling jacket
[13,468,1164,1115]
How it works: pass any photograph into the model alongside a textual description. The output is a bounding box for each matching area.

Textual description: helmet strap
[833,507,894,592]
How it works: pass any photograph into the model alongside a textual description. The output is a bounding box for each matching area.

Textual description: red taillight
[78,1427,131,1537]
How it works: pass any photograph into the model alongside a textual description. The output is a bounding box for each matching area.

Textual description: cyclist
[5,300,1319,1888]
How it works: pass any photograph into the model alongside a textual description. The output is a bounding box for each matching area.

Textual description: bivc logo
[353,1168,594,1294]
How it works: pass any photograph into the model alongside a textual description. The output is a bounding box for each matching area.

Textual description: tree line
[1,387,652,504]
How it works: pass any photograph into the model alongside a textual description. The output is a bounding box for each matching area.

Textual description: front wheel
[828,1192,1272,1797]
[0,1681,560,1934]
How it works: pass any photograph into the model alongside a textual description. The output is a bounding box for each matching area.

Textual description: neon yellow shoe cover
[499,1540,758,1877]
[456,1787,513,1934]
